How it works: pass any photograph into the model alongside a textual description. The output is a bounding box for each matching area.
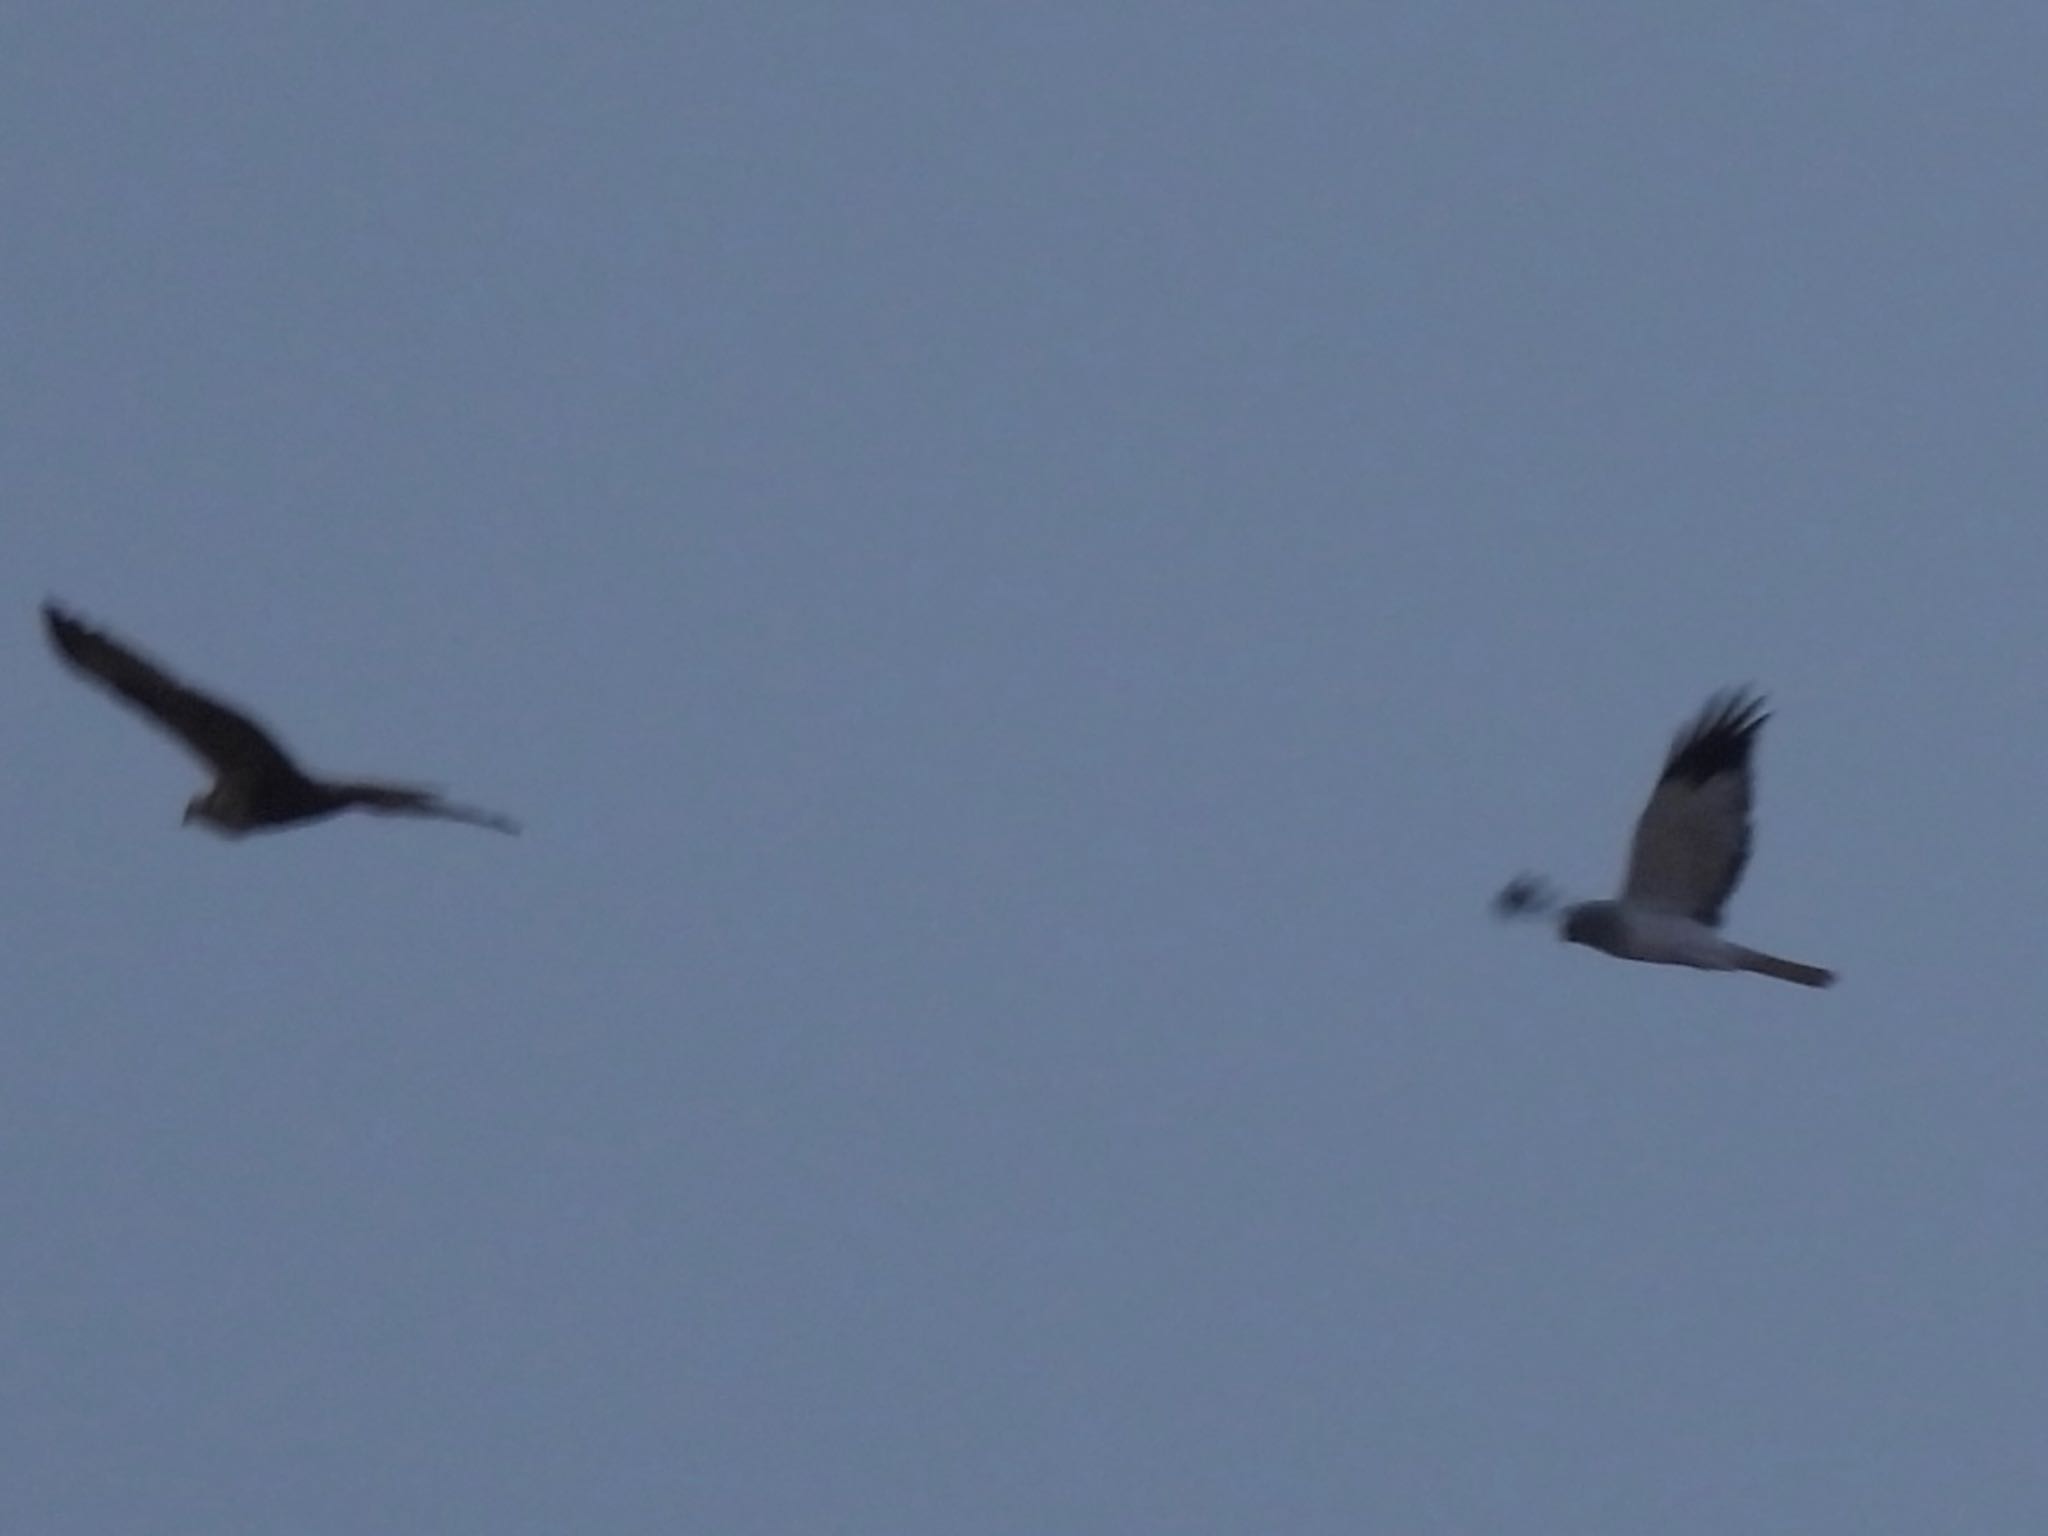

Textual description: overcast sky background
[8,6,2048,1532]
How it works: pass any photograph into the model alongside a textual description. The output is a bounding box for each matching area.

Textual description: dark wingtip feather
[42,601,96,665]
[1660,688,1769,786]
[1492,873,1558,920]
[41,603,146,685]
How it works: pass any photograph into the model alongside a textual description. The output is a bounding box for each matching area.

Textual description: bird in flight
[43,602,519,837]
[1494,690,1832,987]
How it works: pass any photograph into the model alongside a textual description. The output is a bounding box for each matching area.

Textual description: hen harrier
[1494,690,1832,987]
[43,603,518,837]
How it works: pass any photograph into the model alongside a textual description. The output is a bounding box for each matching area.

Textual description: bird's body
[1561,901,1737,970]
[186,775,326,834]
[1497,691,1833,989]
[42,603,518,838]
[181,773,507,837]
[1559,900,1828,986]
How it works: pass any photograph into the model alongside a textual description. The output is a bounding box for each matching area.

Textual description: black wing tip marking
[41,599,88,651]
[1492,873,1559,920]
[41,601,132,678]
[1660,688,1769,786]
[41,601,167,684]
[43,599,136,655]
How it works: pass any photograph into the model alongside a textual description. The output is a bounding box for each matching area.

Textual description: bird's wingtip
[40,601,85,653]
[1492,874,1558,920]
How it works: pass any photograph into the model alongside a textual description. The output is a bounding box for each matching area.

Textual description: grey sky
[9,6,2048,1531]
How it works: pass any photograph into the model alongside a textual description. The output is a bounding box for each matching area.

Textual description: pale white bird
[1495,691,1834,988]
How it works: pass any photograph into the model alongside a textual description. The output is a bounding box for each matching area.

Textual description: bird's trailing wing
[1620,690,1766,926]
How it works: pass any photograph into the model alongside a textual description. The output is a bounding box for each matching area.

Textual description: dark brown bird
[43,603,518,837]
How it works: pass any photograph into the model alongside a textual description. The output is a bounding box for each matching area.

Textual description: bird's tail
[334,780,520,835]
[1733,945,1835,989]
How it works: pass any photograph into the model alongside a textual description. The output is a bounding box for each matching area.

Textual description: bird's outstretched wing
[42,603,300,780]
[1620,690,1767,926]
